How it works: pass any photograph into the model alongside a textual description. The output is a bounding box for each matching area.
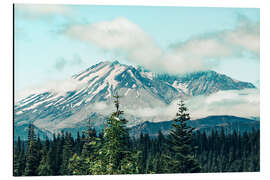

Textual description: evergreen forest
[13,96,260,176]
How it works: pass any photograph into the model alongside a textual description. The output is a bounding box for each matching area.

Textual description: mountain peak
[14,60,257,138]
[111,60,120,65]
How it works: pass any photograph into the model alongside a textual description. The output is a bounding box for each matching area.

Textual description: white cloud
[65,17,163,68]
[15,4,72,18]
[224,20,259,55]
[65,16,259,74]
[186,88,260,118]
[47,78,86,95]
[54,55,85,72]
[173,18,260,58]
[92,102,109,111]
[15,78,86,102]
[126,88,260,121]
[126,107,165,118]
[173,38,232,59]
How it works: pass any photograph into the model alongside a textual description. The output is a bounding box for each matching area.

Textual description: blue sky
[14,4,260,92]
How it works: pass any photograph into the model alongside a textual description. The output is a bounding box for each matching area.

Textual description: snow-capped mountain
[14,61,256,139]
[156,71,255,96]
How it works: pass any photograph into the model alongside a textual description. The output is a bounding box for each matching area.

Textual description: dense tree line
[13,98,259,176]
[192,128,260,172]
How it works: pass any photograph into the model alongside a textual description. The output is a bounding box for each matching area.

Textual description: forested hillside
[13,97,259,176]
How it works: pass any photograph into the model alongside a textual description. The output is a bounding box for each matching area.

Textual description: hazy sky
[14,4,260,92]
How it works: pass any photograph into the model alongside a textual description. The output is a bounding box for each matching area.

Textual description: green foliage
[37,137,52,176]
[14,136,25,176]
[167,100,201,173]
[37,154,52,176]
[194,128,260,172]
[68,153,88,175]
[23,123,40,176]
[60,132,74,175]
[81,117,99,159]
[91,94,135,174]
[14,99,260,176]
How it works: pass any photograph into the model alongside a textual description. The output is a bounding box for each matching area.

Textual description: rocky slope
[14,61,256,139]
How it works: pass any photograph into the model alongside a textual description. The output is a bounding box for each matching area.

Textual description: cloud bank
[186,88,259,119]
[64,16,259,74]
[15,78,87,102]
[54,55,84,72]
[15,4,72,18]
[65,17,163,70]
[171,16,259,59]
[126,88,260,121]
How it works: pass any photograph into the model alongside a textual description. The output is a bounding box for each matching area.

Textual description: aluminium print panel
[14,4,260,176]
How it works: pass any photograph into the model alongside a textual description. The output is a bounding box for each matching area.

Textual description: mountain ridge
[14,115,259,140]
[129,115,260,138]
[14,60,257,137]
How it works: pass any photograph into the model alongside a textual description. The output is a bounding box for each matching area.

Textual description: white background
[0,0,269,179]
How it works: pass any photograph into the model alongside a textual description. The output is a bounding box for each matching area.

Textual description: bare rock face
[14,61,256,139]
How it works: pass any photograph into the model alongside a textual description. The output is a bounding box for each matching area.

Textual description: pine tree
[79,117,101,175]
[24,122,40,176]
[154,130,168,174]
[68,153,87,175]
[19,141,26,175]
[139,133,151,173]
[60,132,74,175]
[47,134,59,175]
[37,137,52,176]
[14,136,24,176]
[167,100,201,173]
[81,117,99,159]
[36,135,42,166]
[97,93,136,174]
[74,131,82,155]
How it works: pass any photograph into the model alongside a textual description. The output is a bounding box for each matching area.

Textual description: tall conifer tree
[14,136,24,176]
[99,93,136,174]
[24,122,40,176]
[78,117,101,175]
[167,100,201,173]
[81,117,99,159]
[37,136,52,176]
[60,132,74,175]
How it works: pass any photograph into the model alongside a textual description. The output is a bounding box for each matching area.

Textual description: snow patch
[45,103,53,107]
[136,90,140,97]
[92,82,107,95]
[104,65,126,89]
[54,96,64,105]
[20,94,38,104]
[18,94,40,107]
[85,95,94,103]
[80,65,111,84]
[74,88,86,96]
[125,89,130,96]
[128,70,136,79]
[74,101,83,107]
[172,81,188,93]
[22,94,60,111]
[75,62,106,80]
[16,111,23,115]
[128,70,141,86]
[101,65,127,98]
[141,71,154,80]
[23,101,44,111]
